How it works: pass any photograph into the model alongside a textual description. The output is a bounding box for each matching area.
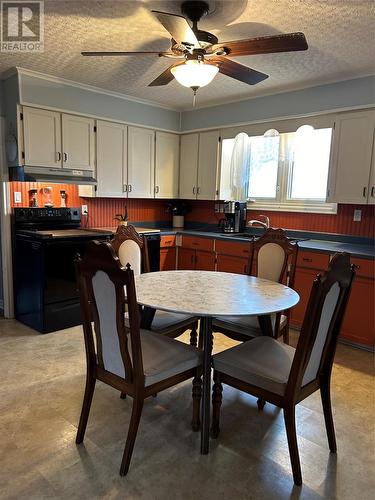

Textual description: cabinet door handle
[302,257,313,262]
[123,184,128,192]
[128,184,132,192]
[371,186,374,198]
[363,186,367,198]
[192,186,196,195]
[56,152,61,162]
[63,153,67,162]
[197,187,201,194]
[155,185,159,194]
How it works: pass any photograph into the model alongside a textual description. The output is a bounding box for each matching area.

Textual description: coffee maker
[219,201,247,233]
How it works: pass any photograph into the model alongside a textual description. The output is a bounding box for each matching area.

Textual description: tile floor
[0,318,374,500]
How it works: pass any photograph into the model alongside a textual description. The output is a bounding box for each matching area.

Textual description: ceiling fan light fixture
[171,60,219,88]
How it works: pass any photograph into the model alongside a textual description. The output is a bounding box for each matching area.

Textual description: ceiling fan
[82,0,308,98]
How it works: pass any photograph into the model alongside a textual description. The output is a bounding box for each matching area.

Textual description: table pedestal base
[200,316,212,455]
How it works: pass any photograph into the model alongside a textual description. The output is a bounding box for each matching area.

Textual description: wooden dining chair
[212,228,298,344]
[211,253,355,485]
[110,225,199,345]
[75,241,202,476]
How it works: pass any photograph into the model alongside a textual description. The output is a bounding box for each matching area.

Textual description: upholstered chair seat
[213,336,294,396]
[213,314,287,338]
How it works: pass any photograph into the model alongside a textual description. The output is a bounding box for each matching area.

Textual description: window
[221,126,336,214]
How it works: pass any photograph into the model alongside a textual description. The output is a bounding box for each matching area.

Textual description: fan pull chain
[191,86,199,107]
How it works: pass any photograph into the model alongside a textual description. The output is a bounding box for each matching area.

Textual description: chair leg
[192,375,202,431]
[120,397,144,476]
[257,398,266,410]
[120,392,126,399]
[320,378,337,453]
[76,376,96,444]
[282,327,290,345]
[283,406,302,486]
[190,327,198,347]
[211,371,223,439]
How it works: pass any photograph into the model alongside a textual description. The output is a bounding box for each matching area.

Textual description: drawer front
[297,251,330,270]
[215,239,252,257]
[181,235,214,252]
[160,235,176,248]
[350,257,374,279]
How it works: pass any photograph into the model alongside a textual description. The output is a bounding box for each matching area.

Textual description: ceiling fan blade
[151,10,199,47]
[208,57,268,85]
[212,32,308,57]
[81,51,174,56]
[148,62,185,87]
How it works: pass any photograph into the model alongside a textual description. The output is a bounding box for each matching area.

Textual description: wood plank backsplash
[8,182,374,237]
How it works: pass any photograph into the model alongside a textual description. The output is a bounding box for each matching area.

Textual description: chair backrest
[287,252,355,399]
[252,228,298,286]
[75,240,143,385]
[110,225,150,275]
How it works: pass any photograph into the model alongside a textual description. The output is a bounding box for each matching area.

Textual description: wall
[19,72,180,132]
[9,181,80,208]
[181,76,375,131]
[185,201,374,238]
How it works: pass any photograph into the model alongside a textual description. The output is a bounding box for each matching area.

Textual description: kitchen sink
[220,233,310,243]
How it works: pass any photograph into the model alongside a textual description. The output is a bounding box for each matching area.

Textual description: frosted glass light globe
[171,60,219,88]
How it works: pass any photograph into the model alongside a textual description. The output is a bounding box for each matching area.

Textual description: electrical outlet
[81,204,88,215]
[353,209,362,222]
[14,191,22,203]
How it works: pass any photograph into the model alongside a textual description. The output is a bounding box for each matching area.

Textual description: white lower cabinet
[179,131,220,200]
[327,110,375,204]
[96,121,127,197]
[127,126,155,199]
[155,131,179,198]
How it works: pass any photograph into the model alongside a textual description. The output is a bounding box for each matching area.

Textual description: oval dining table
[135,270,300,455]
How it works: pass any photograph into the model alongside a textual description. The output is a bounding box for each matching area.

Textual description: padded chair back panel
[302,282,340,385]
[92,270,126,378]
[257,243,286,282]
[118,240,142,276]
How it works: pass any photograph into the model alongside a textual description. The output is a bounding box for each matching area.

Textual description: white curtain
[229,132,250,201]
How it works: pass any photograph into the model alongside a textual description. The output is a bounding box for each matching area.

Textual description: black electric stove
[13,207,113,333]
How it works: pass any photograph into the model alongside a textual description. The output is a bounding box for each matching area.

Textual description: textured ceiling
[1,0,374,110]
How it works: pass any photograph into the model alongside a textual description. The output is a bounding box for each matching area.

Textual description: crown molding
[179,73,375,112]
[13,67,180,113]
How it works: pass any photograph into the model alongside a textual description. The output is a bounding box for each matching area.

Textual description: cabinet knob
[192,186,196,195]
[56,152,61,162]
[197,187,201,194]
[123,184,128,192]
[363,186,367,198]
[155,185,159,194]
[371,186,374,198]
[128,184,132,192]
[63,152,67,162]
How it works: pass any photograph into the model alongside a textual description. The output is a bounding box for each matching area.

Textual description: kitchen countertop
[91,226,374,259]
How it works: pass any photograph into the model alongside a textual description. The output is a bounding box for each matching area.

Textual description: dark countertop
[91,226,374,259]
[157,229,374,259]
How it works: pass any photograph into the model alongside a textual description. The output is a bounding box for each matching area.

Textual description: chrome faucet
[248,215,270,229]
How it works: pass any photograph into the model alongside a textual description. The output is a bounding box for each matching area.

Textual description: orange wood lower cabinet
[290,267,320,327]
[177,247,215,271]
[216,254,249,274]
[195,250,215,271]
[160,248,176,271]
[178,248,195,270]
[340,262,374,348]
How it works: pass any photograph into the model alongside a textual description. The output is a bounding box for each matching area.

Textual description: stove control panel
[14,207,81,223]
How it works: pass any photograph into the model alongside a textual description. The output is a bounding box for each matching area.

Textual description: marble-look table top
[135,270,300,317]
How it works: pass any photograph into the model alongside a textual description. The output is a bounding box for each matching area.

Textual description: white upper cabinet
[179,133,199,199]
[127,126,155,199]
[179,131,220,200]
[327,110,375,203]
[61,114,95,171]
[96,120,127,197]
[23,107,62,168]
[155,132,179,198]
[197,130,220,200]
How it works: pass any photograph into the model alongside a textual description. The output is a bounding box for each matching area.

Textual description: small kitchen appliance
[219,201,247,233]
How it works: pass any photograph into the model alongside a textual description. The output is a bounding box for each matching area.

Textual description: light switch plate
[14,191,22,203]
[353,209,362,222]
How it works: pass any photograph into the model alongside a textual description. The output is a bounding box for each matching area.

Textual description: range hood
[9,166,97,185]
